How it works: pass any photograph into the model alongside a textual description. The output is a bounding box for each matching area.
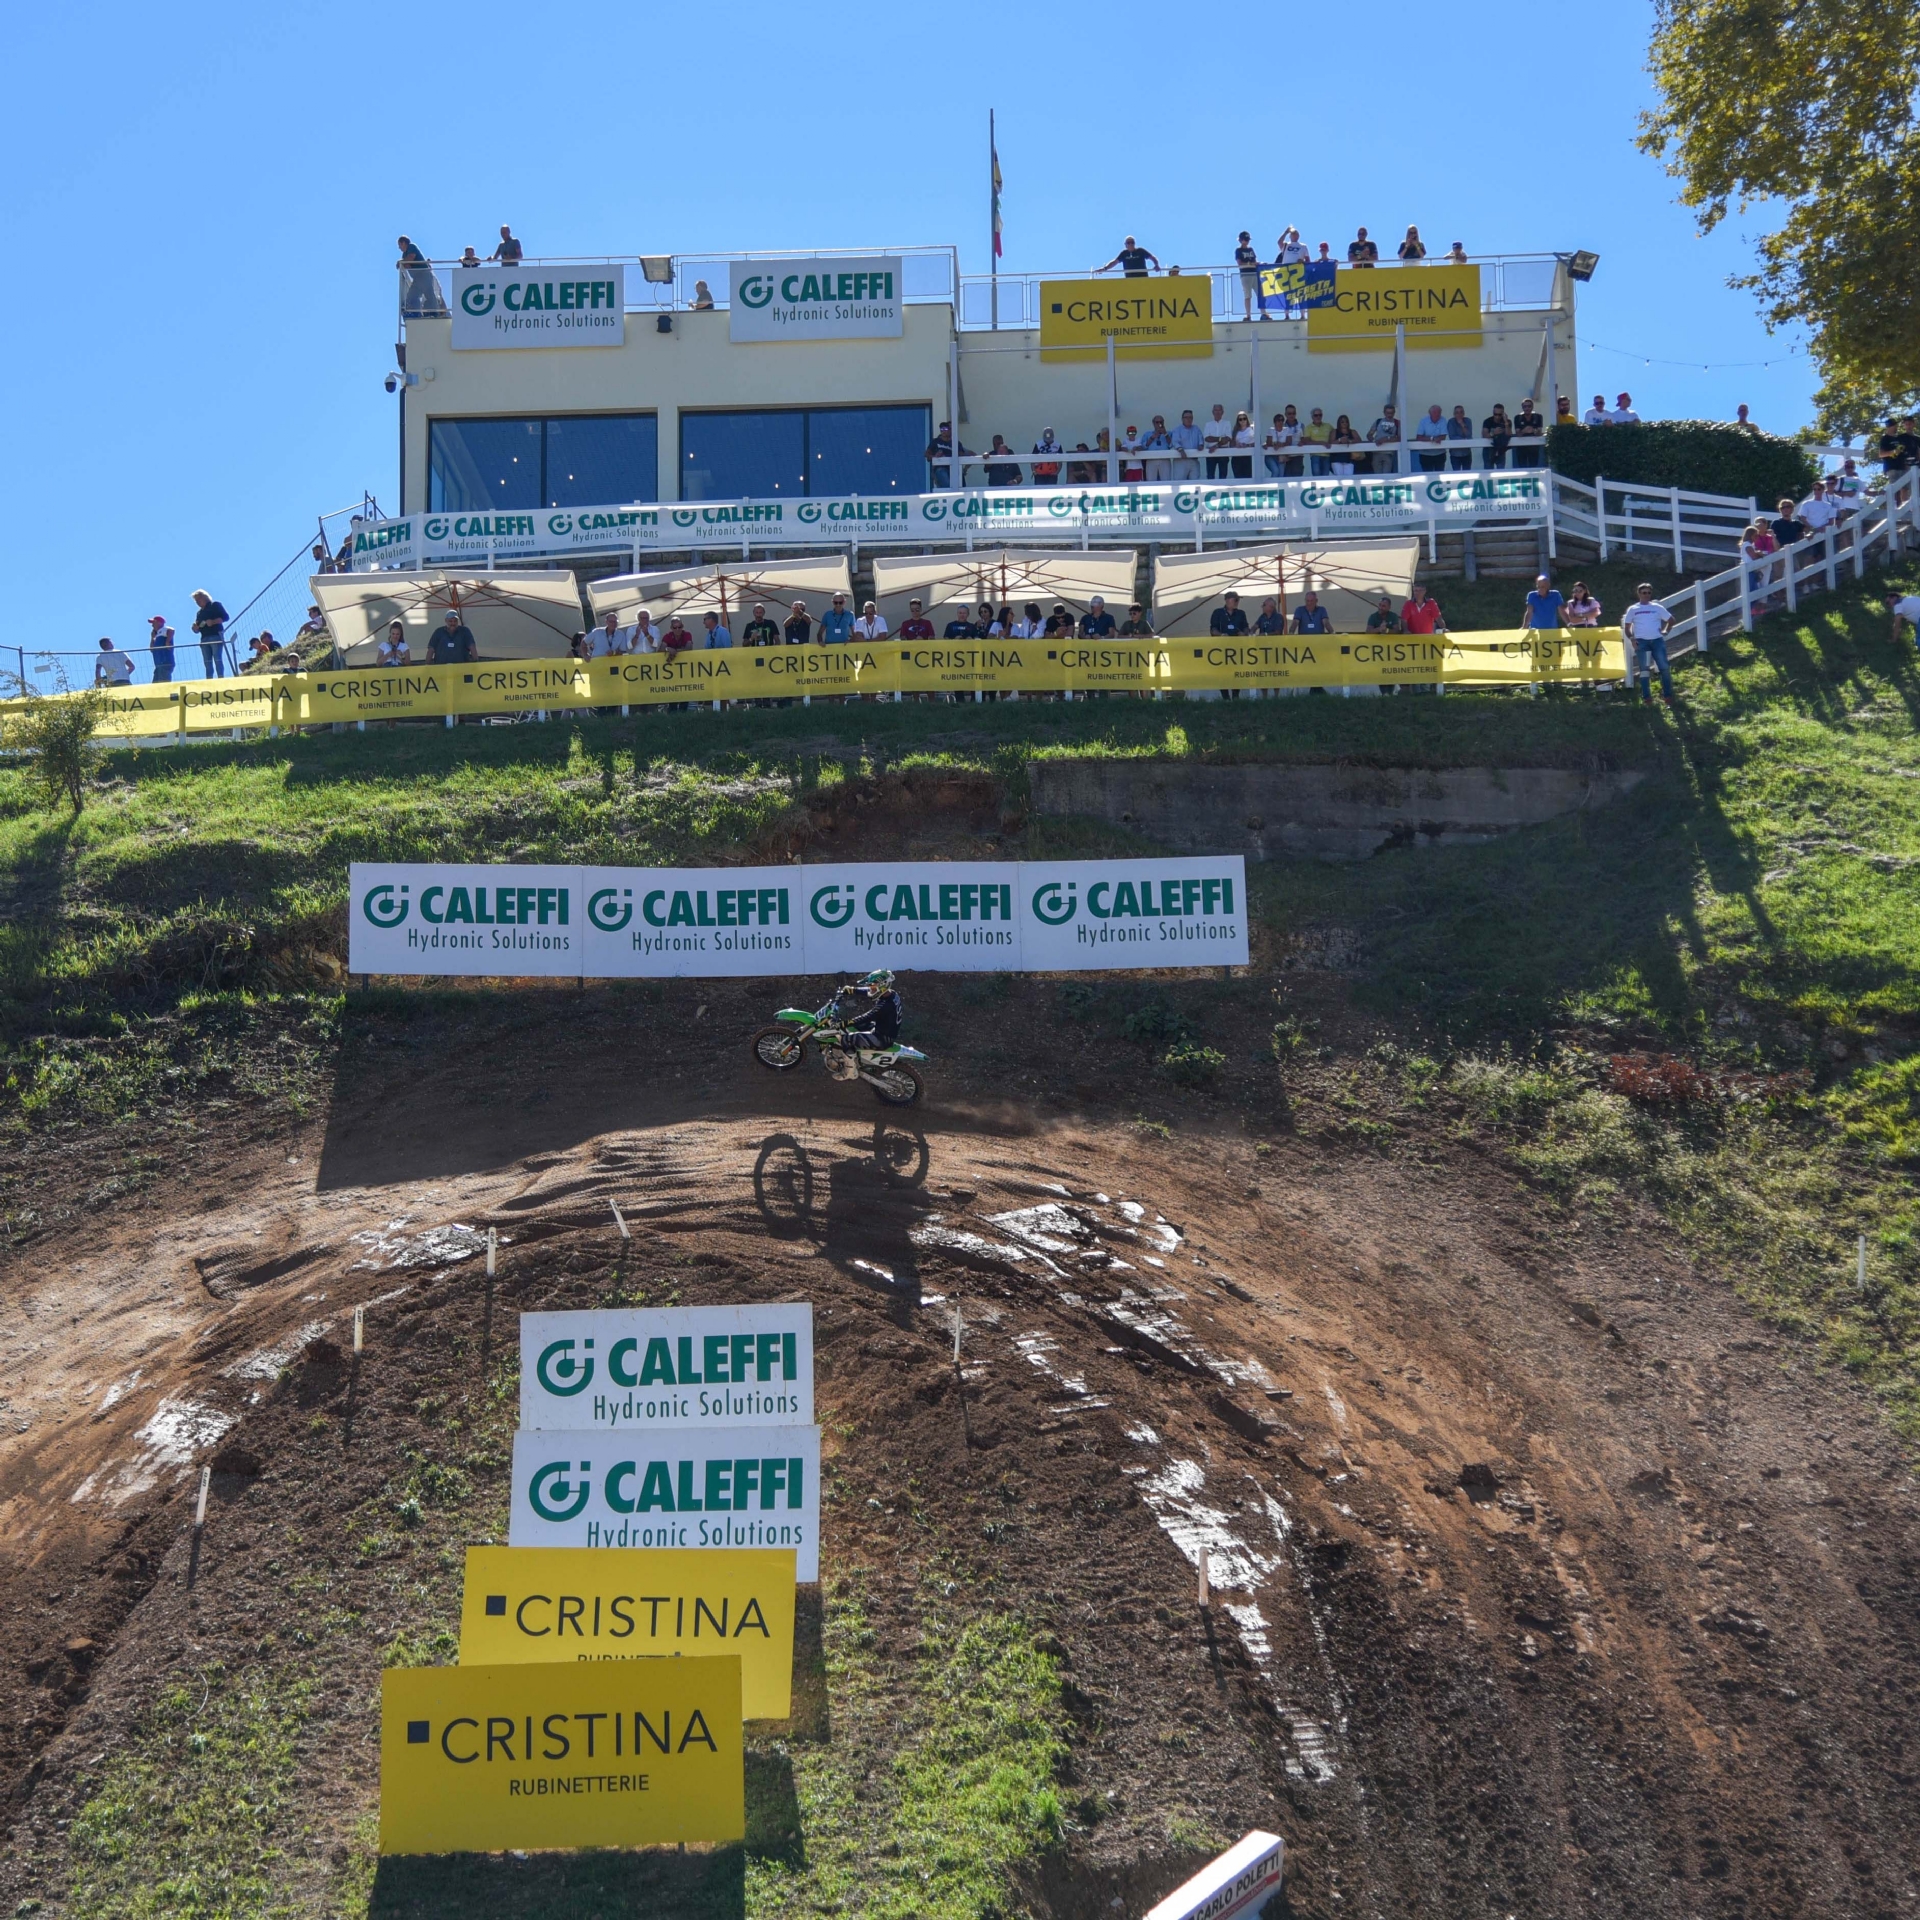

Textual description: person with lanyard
[812,593,850,646]
[1621,584,1675,704]
[190,589,230,677]
[1565,583,1604,627]
[1099,235,1159,277]
[1255,597,1287,635]
[1209,592,1250,638]
[1234,230,1261,320]
[783,601,813,645]
[1291,592,1332,635]
[147,615,175,684]
[741,603,780,648]
[592,610,631,658]
[1080,596,1117,638]
[428,609,477,664]
[1522,574,1566,630]
[701,610,732,649]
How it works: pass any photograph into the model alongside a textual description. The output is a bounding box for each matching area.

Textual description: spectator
[1329,413,1363,477]
[1291,592,1332,634]
[1887,592,1920,645]
[1608,392,1640,425]
[1413,404,1449,472]
[1235,230,1261,319]
[1119,602,1156,637]
[1347,227,1379,268]
[1120,425,1147,483]
[94,636,134,686]
[491,225,523,265]
[1302,406,1334,476]
[852,601,888,641]
[311,541,334,576]
[1032,428,1064,485]
[898,599,935,641]
[1522,574,1565,629]
[243,630,278,669]
[1277,227,1308,268]
[1397,225,1427,264]
[1481,401,1512,469]
[973,602,997,638]
[1066,442,1098,485]
[1740,520,1777,607]
[1565,582,1604,626]
[1366,596,1403,634]
[377,620,410,665]
[1877,416,1914,478]
[428,609,477,663]
[630,608,660,653]
[1266,407,1304,478]
[335,533,354,571]
[1799,483,1840,554]
[1043,604,1075,638]
[570,630,594,664]
[1512,396,1545,468]
[297,604,328,642]
[927,421,970,490]
[1366,403,1401,475]
[991,604,1015,638]
[943,603,979,639]
[592,610,630,657]
[1099,235,1159,276]
[1142,415,1174,481]
[691,280,716,311]
[1170,408,1206,480]
[1402,585,1446,633]
[984,434,1022,486]
[1734,402,1755,430]
[741,602,780,647]
[1203,403,1233,479]
[818,593,854,644]
[459,246,481,269]
[396,236,446,318]
[1010,602,1045,638]
[660,615,694,658]
[1230,410,1256,479]
[1555,394,1576,426]
[1621,584,1675,704]
[702,610,733,649]
[1080,596,1117,638]
[1445,240,1469,264]
[1770,496,1808,548]
[1210,591,1250,636]
[784,601,813,645]
[190,589,230,677]
[1315,241,1334,265]
[1582,393,1611,426]
[147,615,175,683]
[1254,596,1287,635]
[1447,403,1475,470]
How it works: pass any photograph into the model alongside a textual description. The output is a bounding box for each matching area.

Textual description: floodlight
[639,255,674,283]
[1566,250,1600,283]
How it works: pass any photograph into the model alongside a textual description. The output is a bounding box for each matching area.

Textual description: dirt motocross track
[1,975,1917,1919]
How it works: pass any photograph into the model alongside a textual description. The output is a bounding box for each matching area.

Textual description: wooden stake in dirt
[1197,1551,1211,1610]
[953,1302,964,1369]
[486,1227,497,1276]
[353,1305,365,1354]
[610,1199,630,1242]
[1858,1234,1868,1292]
[194,1466,211,1532]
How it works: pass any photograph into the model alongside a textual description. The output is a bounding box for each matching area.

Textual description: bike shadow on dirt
[752,1120,935,1316]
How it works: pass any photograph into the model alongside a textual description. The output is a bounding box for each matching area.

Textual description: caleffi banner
[522,1306,813,1432]
[347,857,1250,979]
[459,1546,797,1719]
[379,1656,742,1854]
[508,1427,822,1579]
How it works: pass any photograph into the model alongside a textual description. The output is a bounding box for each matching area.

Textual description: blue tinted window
[679,406,929,499]
[428,414,658,510]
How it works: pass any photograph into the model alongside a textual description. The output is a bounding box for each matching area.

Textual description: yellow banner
[1307,264,1482,354]
[91,685,185,737]
[181,678,281,731]
[1159,628,1625,691]
[457,1547,796,1720]
[1039,275,1214,362]
[379,1656,743,1855]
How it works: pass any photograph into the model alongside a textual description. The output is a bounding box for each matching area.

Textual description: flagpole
[989,109,999,331]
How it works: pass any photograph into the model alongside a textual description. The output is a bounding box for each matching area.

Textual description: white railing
[1658,467,1919,660]
[1550,474,1760,572]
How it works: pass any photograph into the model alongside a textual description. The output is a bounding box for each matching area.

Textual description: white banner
[728,256,904,342]
[521,1307,813,1433]
[348,859,1249,978]
[509,1427,822,1578]
[349,473,1548,569]
[452,265,625,348]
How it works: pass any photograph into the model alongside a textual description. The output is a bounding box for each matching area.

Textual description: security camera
[384,371,399,394]
[385,370,418,393]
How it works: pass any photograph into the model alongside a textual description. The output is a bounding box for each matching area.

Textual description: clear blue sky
[2,0,1815,659]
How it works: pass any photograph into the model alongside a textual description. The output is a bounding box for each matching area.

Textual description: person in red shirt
[1401,587,1446,634]
[896,598,935,641]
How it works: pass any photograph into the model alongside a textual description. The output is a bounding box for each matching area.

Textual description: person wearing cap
[1608,392,1641,425]
[94,636,135,687]
[427,608,476,664]
[147,615,175,683]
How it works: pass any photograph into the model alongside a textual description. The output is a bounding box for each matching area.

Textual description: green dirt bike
[751,987,926,1107]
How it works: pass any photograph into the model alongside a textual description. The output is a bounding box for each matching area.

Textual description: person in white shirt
[1799,489,1839,533]
[1366,405,1402,476]
[1264,408,1303,478]
[1230,410,1256,479]
[93,636,135,686]
[1413,404,1449,472]
[1141,415,1174,482]
[1169,408,1206,480]
[375,620,411,667]
[1202,403,1232,478]
[1277,227,1307,266]
[1888,593,1920,645]
[1621,583,1675,703]
[1010,601,1044,639]
[1836,458,1863,499]
[592,611,633,658]
[1608,392,1641,425]
[851,601,889,641]
[629,609,660,654]
[1582,394,1611,427]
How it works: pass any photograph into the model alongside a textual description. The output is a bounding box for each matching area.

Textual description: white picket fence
[1550,473,1760,572]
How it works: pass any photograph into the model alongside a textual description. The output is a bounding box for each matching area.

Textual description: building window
[679,405,929,500]
[428,414,658,511]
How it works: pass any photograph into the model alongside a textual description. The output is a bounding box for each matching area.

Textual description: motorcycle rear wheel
[868,1061,924,1107]
[752,1025,806,1071]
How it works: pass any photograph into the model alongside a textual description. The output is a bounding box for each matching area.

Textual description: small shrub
[1124,999,1188,1046]
[1162,1041,1225,1087]
[1271,1015,1307,1058]
[1058,982,1099,1022]
[1,683,105,814]
[1608,1053,1715,1104]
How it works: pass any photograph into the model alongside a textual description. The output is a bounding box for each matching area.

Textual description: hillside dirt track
[1,974,1918,1919]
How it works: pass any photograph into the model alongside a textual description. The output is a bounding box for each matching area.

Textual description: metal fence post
[1596,476,1609,562]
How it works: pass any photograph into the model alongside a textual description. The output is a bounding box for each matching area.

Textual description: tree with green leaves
[1638,0,1920,435]
[1,682,105,813]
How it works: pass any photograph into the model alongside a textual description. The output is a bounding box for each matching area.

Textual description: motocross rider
[840,968,902,1053]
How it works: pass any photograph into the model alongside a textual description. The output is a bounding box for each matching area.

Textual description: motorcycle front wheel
[752,1025,807,1071]
[868,1061,924,1107]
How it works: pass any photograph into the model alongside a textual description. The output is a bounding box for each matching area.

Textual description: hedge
[1546,420,1819,505]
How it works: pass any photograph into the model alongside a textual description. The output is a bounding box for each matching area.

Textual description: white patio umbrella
[1151,538,1423,635]
[868,549,1140,629]
[311,571,586,664]
[586,558,852,631]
